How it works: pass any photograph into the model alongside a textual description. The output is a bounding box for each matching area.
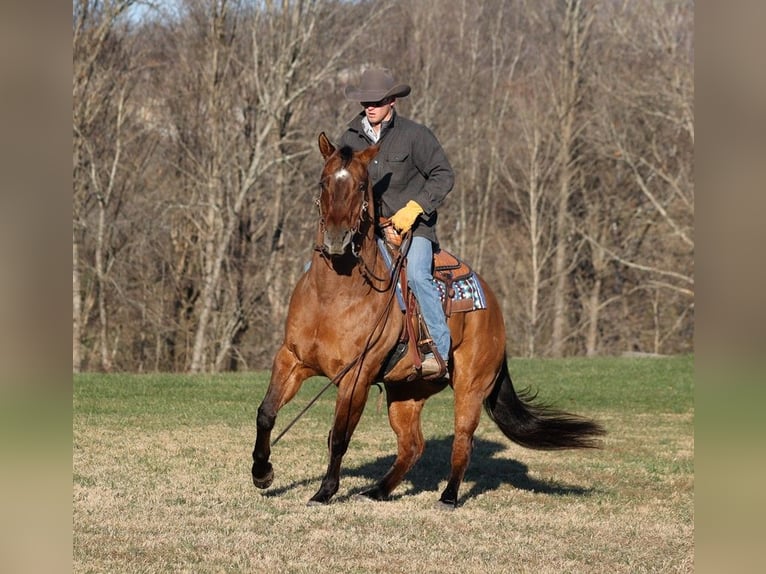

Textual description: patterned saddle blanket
[376,238,487,315]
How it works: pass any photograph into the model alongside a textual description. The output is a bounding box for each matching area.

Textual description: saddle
[378,218,475,381]
[379,218,474,314]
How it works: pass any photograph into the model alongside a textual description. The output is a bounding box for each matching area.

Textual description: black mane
[339,145,354,167]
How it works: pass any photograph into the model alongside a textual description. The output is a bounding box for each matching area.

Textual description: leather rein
[273,191,409,446]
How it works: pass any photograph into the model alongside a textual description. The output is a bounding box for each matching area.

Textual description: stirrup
[418,352,449,381]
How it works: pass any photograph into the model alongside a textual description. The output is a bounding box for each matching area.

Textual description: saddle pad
[377,238,487,313]
[431,273,487,312]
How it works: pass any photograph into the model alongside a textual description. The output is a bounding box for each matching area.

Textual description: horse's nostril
[324,229,352,255]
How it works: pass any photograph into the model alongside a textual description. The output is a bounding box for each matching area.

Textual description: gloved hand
[390,200,424,233]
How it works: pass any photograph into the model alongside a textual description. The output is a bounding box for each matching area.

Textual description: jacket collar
[350,109,397,143]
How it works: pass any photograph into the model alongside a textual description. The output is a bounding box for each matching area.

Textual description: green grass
[73,356,693,573]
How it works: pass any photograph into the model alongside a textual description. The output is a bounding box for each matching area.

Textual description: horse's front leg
[308,374,372,505]
[252,345,314,489]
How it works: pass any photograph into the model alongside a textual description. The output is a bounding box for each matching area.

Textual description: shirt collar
[361,110,395,143]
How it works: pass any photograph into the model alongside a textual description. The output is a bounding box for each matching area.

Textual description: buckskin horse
[251,132,605,509]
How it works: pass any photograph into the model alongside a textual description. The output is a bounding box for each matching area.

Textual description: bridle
[313,185,369,257]
[313,172,389,285]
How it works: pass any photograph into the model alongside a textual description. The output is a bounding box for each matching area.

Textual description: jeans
[407,236,451,360]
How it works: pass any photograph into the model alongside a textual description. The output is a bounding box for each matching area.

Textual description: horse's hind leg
[252,345,314,489]
[438,365,496,509]
[360,388,428,501]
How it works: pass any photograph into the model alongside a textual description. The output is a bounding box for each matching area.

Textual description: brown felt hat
[344,68,411,102]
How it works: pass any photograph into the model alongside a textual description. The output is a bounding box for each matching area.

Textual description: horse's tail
[483,357,606,450]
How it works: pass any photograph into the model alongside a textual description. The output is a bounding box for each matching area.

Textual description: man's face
[361,97,394,126]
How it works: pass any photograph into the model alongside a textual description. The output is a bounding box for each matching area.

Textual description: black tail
[483,359,606,450]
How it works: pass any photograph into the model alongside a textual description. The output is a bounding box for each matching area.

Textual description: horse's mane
[338,145,354,167]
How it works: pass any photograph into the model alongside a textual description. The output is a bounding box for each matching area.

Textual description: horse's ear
[357,144,380,166]
[318,132,335,160]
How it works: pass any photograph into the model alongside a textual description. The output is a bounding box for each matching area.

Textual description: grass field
[73,356,693,573]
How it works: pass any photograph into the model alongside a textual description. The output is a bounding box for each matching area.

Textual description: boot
[420,353,448,379]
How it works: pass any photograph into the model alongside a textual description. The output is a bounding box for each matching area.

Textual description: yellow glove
[390,200,424,233]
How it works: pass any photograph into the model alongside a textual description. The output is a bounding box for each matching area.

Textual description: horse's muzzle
[323,228,353,255]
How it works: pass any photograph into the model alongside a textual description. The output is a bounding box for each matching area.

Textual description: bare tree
[499,96,559,357]
[578,0,694,354]
[73,0,139,371]
[72,0,694,371]
[151,0,388,372]
[548,0,593,357]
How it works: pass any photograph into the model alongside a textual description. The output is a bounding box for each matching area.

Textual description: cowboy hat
[344,68,411,102]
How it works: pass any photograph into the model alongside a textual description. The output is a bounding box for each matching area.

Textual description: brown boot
[420,354,448,379]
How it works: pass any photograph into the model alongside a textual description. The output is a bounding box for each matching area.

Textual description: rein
[272,232,411,446]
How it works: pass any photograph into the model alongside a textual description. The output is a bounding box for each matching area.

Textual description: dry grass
[73,357,693,573]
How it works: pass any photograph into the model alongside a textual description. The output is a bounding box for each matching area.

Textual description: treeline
[72,0,694,373]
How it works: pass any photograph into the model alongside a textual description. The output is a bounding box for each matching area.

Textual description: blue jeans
[407,236,451,360]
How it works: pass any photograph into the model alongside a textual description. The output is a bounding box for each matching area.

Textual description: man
[340,67,454,377]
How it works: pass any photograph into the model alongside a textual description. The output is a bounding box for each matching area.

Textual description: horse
[251,132,605,509]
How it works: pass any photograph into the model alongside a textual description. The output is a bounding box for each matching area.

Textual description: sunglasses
[361,98,393,108]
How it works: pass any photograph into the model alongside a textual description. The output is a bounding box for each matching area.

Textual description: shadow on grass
[259,436,596,505]
[343,436,596,504]
[259,475,323,498]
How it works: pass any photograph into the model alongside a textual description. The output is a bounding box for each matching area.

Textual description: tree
[71,0,694,371]
[548,0,593,357]
[498,97,559,357]
[73,0,142,371]
[578,0,694,354]
[152,0,387,372]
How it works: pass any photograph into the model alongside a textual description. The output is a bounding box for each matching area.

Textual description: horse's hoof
[307,497,332,507]
[252,463,274,489]
[434,499,457,511]
[354,488,388,502]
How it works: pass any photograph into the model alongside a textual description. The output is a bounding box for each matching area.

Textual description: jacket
[339,110,454,244]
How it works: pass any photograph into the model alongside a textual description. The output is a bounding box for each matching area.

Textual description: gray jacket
[340,110,454,244]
